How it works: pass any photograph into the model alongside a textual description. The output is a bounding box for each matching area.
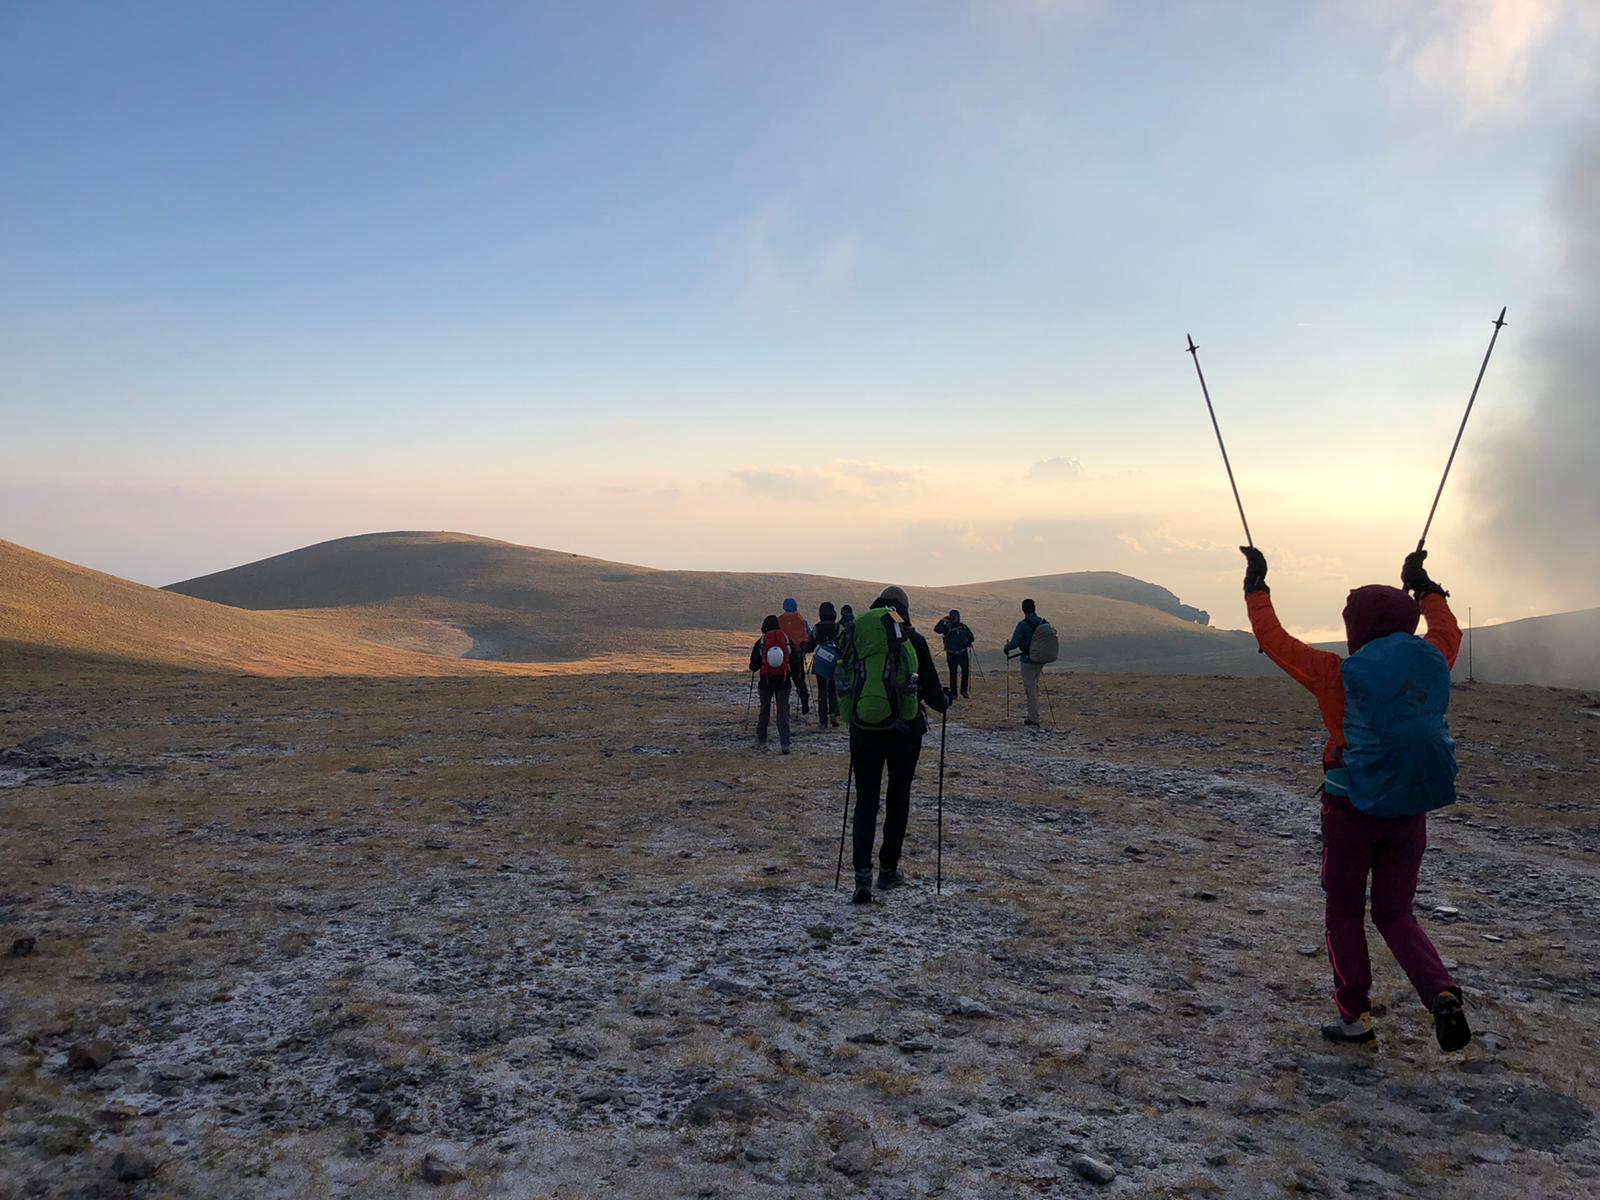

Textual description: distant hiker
[1002,599,1059,726]
[778,598,813,717]
[749,615,794,754]
[811,601,842,728]
[1241,546,1470,1054]
[933,609,976,700]
[840,604,854,626]
[836,586,950,904]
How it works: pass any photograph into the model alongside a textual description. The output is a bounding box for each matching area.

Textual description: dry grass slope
[0,540,525,680]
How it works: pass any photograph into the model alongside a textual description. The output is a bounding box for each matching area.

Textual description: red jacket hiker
[1242,546,1470,1052]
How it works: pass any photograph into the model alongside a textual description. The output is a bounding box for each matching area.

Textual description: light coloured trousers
[1020,662,1044,723]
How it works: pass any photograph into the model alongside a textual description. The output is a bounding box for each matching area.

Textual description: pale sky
[4,1,1597,639]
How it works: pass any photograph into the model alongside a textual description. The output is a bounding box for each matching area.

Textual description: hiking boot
[1320,1012,1377,1049]
[852,871,873,905]
[1432,988,1471,1052]
[780,744,791,755]
[1023,718,1039,727]
[830,718,841,728]
[876,868,903,891]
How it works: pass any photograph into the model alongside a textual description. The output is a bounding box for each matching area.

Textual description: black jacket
[812,619,839,651]
[933,618,975,657]
[901,626,949,736]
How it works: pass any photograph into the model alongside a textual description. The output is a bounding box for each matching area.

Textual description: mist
[1475,127,1600,610]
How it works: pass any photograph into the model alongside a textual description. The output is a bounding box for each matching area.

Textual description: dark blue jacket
[1004,613,1043,663]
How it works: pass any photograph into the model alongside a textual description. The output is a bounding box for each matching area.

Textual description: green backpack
[836,607,921,730]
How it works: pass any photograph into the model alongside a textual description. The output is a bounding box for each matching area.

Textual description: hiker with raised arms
[777,598,813,719]
[1002,599,1058,726]
[835,586,950,904]
[1241,545,1471,1053]
[749,615,796,754]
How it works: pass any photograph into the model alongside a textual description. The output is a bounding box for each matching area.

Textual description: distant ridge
[164,530,1267,674]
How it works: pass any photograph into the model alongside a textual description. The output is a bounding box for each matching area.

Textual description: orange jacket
[777,611,810,654]
[1246,590,1461,767]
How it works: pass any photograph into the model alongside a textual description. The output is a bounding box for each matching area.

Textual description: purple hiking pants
[1320,792,1456,1023]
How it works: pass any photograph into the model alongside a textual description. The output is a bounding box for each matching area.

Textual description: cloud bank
[1473,126,1600,605]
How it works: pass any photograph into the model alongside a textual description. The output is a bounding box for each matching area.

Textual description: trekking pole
[743,672,755,731]
[1040,671,1057,727]
[834,755,854,891]
[1185,334,1254,547]
[1417,307,1508,552]
[936,707,947,896]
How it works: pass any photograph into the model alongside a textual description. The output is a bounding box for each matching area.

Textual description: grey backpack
[1029,619,1060,664]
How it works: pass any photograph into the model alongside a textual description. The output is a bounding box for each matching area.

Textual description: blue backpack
[812,643,838,680]
[1339,632,1457,818]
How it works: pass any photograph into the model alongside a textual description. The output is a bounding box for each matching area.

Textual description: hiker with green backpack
[835,586,950,904]
[1002,598,1059,726]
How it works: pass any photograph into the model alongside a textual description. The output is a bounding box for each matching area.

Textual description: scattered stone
[1297,945,1320,957]
[111,1150,156,1182]
[845,1030,886,1045]
[898,1038,934,1053]
[1069,1153,1117,1185]
[679,1086,763,1126]
[67,1040,117,1072]
[830,1138,874,1175]
[1482,933,1504,943]
[1193,890,1218,902]
[345,765,372,774]
[419,1153,466,1185]
[805,924,836,942]
[11,936,36,957]
[951,996,997,1019]
[920,1108,965,1128]
[743,1143,779,1163]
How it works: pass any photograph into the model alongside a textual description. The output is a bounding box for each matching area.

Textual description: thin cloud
[719,202,862,307]
[1028,456,1088,481]
[1388,0,1562,121]
[733,460,924,499]
[732,468,832,498]
[837,459,921,492]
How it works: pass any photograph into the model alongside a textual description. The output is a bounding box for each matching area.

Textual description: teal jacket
[1004,614,1043,663]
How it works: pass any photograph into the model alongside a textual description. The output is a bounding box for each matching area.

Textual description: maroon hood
[1343,585,1420,654]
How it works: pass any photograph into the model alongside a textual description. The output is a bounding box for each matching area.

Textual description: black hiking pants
[946,650,970,698]
[789,652,810,712]
[815,677,838,725]
[850,725,924,879]
[756,677,792,747]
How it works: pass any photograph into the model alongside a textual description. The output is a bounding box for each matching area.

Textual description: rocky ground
[2,664,1598,1198]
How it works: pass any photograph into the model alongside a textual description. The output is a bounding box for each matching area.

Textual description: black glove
[1402,549,1447,599]
[1240,545,1269,594]
[943,686,955,705]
